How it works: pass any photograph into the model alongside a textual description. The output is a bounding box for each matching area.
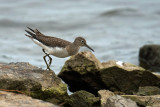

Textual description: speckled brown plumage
[25,27,71,48]
[25,27,94,70]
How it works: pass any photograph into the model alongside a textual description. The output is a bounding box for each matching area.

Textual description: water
[0,0,160,74]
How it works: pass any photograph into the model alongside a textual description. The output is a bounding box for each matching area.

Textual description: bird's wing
[25,27,72,48]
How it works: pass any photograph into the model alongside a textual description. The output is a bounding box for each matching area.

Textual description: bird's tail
[25,27,42,39]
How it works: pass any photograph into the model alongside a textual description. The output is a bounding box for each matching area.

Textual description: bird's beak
[85,44,95,52]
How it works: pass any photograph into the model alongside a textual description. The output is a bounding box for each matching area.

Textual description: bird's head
[74,37,94,52]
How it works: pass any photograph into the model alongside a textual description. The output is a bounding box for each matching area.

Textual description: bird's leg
[42,49,51,70]
[42,49,47,54]
[43,55,51,70]
[48,55,52,67]
[42,49,52,67]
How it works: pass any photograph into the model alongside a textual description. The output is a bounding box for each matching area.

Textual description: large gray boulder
[139,45,160,72]
[58,51,160,95]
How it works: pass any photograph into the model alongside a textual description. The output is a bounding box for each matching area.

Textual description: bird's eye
[81,40,84,43]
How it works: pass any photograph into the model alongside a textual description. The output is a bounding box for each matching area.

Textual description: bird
[25,27,94,70]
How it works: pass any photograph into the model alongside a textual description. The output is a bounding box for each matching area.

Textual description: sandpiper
[25,27,94,70]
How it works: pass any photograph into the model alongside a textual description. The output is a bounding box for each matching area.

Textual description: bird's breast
[48,47,69,58]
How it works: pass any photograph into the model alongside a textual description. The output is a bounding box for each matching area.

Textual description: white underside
[32,39,69,58]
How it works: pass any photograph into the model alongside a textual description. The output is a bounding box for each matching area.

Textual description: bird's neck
[67,43,80,56]
[73,40,79,46]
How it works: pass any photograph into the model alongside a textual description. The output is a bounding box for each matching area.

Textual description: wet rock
[0,62,71,106]
[136,86,160,96]
[70,90,100,107]
[58,51,160,95]
[139,45,160,72]
[0,91,58,107]
[122,95,160,107]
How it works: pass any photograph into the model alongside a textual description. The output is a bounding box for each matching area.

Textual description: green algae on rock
[99,64,160,94]
[70,90,100,107]
[61,51,102,75]
[59,51,160,95]
[0,62,70,106]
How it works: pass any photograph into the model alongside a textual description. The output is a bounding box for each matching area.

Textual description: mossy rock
[60,51,102,75]
[70,90,100,107]
[136,86,160,96]
[0,62,70,106]
[43,83,72,105]
[99,66,160,94]
[59,52,160,95]
[0,78,71,105]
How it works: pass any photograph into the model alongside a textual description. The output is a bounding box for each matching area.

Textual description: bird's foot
[46,67,52,71]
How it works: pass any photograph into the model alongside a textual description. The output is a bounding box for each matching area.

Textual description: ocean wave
[0,19,30,28]
[0,19,59,29]
[0,19,86,31]
[100,8,141,17]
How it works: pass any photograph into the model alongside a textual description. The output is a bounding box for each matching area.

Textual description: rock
[0,91,58,107]
[58,51,160,95]
[98,90,115,107]
[105,95,138,107]
[98,90,137,107]
[136,86,160,96]
[139,45,160,72]
[153,72,160,79]
[58,52,104,94]
[100,61,160,94]
[70,90,100,107]
[0,62,71,106]
[122,95,160,107]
